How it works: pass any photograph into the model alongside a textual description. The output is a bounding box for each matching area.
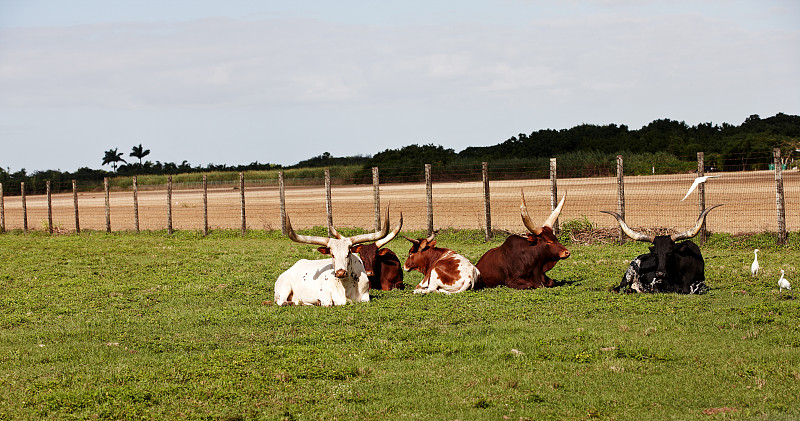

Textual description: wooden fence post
[167,175,173,234]
[0,182,4,233]
[72,180,80,234]
[616,155,625,244]
[203,174,209,236]
[774,148,787,245]
[46,180,53,234]
[22,182,28,232]
[104,177,110,233]
[550,158,559,236]
[133,176,139,233]
[325,168,333,237]
[373,167,381,231]
[482,162,492,241]
[426,163,433,236]
[279,170,286,235]
[240,172,246,236]
[697,152,707,245]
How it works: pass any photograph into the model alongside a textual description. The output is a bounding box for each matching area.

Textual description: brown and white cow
[274,207,398,306]
[403,232,480,294]
[475,191,570,289]
[352,212,405,290]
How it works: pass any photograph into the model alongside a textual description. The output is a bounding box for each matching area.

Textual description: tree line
[367,113,797,170]
[1,112,798,194]
[345,113,799,183]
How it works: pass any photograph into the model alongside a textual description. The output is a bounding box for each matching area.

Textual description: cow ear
[377,248,391,256]
[526,233,539,245]
[351,245,363,254]
[317,247,331,255]
[428,240,437,248]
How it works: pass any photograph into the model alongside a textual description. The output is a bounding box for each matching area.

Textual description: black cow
[601,205,722,294]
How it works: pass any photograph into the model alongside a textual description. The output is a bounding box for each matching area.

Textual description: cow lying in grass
[403,232,479,294]
[274,207,401,306]
[476,191,570,289]
[352,213,404,290]
[601,204,722,294]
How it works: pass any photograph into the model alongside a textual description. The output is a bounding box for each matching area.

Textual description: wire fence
[1,152,796,240]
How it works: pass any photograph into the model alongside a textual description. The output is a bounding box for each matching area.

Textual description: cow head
[520,190,570,261]
[601,204,722,281]
[402,231,437,273]
[351,213,404,277]
[285,206,395,279]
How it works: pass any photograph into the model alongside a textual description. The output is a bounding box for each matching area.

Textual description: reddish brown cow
[475,192,570,289]
[403,232,479,294]
[352,214,405,290]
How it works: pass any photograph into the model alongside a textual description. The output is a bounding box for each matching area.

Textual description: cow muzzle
[365,270,374,277]
[655,271,668,279]
[335,269,347,278]
[560,249,570,259]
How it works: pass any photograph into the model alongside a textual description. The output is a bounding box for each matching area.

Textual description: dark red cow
[352,214,404,290]
[476,192,570,289]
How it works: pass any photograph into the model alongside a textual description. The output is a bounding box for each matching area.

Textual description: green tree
[102,148,127,172]
[130,144,151,166]
[778,137,800,168]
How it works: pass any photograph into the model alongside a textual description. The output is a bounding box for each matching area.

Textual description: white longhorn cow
[274,207,402,306]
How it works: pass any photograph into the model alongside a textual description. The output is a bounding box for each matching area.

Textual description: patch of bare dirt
[701,407,738,416]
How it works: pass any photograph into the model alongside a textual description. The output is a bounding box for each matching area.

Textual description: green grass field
[1,229,799,420]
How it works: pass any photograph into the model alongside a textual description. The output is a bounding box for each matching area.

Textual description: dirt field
[2,170,797,235]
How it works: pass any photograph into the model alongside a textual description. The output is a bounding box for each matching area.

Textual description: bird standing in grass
[750,249,760,277]
[681,175,721,201]
[778,270,792,297]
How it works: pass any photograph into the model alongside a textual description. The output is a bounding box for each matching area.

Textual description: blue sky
[1,0,798,173]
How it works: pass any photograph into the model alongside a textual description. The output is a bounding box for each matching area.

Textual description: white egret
[750,249,760,277]
[778,270,792,297]
[681,175,721,201]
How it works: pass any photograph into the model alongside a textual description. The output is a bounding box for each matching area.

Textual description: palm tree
[130,144,151,166]
[102,148,127,172]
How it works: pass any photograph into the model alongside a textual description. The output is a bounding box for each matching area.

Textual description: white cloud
[1,13,796,110]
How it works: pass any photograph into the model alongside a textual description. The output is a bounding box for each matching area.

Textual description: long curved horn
[374,212,403,249]
[285,214,330,246]
[348,205,391,245]
[670,204,723,241]
[520,189,543,235]
[600,210,655,243]
[543,193,566,229]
